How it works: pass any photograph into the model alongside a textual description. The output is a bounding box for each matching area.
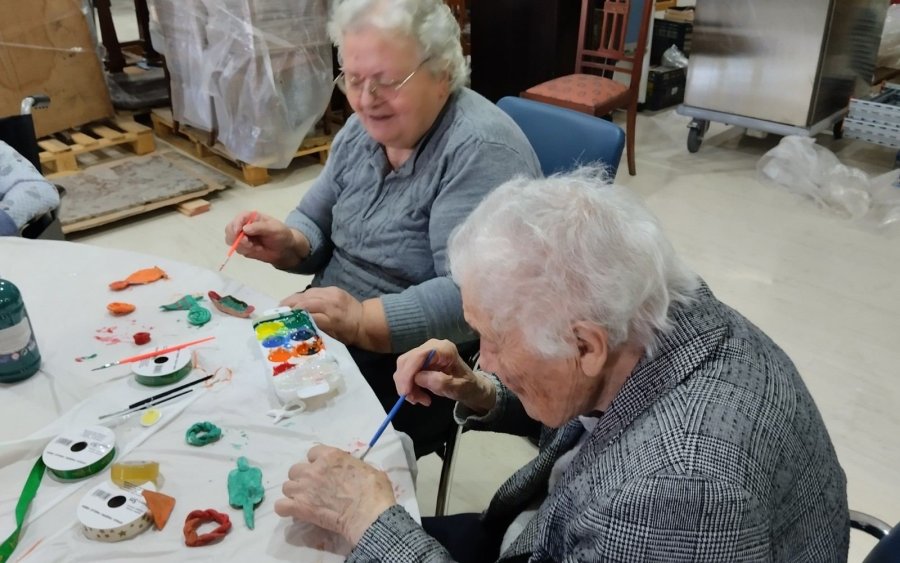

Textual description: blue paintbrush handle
[366,349,437,449]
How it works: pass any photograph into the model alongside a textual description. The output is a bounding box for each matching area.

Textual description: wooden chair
[521,0,654,176]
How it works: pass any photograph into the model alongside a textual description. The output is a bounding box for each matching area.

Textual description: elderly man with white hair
[225,0,539,457]
[275,169,849,562]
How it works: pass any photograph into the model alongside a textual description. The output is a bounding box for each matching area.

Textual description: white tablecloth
[0,238,418,562]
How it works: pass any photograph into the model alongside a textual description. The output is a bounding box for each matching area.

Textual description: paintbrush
[90,336,216,371]
[98,387,198,420]
[359,349,436,461]
[219,211,258,271]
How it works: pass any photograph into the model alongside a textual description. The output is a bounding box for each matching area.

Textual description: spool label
[79,483,147,527]
[132,348,192,383]
[42,426,115,472]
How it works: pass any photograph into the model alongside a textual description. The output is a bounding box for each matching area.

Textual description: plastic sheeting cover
[149,0,333,169]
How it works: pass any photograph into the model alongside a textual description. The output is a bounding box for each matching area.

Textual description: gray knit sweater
[286,88,540,352]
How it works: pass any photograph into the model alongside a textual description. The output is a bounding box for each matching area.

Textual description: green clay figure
[160,294,204,311]
[228,456,264,529]
[208,291,255,319]
[160,294,211,326]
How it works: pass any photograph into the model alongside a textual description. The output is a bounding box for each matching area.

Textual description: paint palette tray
[252,307,341,405]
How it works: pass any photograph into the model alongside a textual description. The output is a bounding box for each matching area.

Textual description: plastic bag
[757,136,900,229]
[878,4,900,70]
[148,0,333,168]
[662,45,689,69]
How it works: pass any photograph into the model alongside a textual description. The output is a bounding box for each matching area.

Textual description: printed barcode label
[56,438,73,446]
[92,489,111,500]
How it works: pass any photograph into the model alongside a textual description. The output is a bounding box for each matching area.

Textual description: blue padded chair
[851,510,900,563]
[497,96,626,178]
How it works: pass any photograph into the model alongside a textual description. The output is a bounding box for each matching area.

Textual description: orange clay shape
[107,302,136,316]
[109,267,168,291]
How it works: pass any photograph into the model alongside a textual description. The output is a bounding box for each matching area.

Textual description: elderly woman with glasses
[225,0,540,455]
[274,170,849,562]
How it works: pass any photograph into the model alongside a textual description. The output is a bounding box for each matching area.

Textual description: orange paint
[293,339,322,356]
[267,348,292,363]
[107,302,136,316]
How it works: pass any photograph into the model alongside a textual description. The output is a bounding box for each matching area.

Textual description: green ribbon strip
[0,458,46,562]
[0,447,116,562]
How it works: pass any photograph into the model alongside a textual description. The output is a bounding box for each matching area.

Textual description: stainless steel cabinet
[678,0,887,151]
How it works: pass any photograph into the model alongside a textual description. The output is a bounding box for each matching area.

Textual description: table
[0,238,418,561]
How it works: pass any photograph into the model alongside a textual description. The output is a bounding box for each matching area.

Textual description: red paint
[133,332,151,345]
[272,362,296,376]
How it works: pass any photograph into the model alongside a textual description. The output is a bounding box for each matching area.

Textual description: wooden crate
[38,117,155,176]
[150,108,333,186]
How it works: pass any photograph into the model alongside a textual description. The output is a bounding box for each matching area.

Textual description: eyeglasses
[334,59,430,101]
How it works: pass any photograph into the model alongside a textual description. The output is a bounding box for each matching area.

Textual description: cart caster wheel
[687,127,703,153]
[833,120,844,140]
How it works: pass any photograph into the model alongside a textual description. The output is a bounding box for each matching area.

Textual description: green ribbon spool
[133,358,193,387]
[46,447,116,481]
[0,433,116,561]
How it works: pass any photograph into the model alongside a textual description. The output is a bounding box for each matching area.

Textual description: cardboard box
[0,0,113,137]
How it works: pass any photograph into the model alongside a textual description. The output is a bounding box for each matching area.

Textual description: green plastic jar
[0,279,41,383]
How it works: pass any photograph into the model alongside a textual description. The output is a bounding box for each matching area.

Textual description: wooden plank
[91,125,125,141]
[177,199,211,216]
[114,118,151,134]
[37,139,72,153]
[131,131,156,155]
[70,132,99,147]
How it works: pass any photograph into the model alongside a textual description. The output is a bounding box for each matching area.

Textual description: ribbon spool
[77,481,153,542]
[132,348,192,387]
[41,426,116,481]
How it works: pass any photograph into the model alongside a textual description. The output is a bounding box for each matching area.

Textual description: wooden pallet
[57,150,231,234]
[38,118,155,175]
[150,108,333,186]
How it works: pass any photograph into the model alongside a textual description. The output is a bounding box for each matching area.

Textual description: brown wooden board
[55,150,231,234]
[0,0,114,137]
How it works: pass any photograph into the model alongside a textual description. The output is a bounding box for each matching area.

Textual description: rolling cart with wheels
[677,105,846,153]
[679,0,883,154]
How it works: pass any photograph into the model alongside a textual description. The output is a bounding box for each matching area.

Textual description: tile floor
[68,106,900,561]
[73,11,900,554]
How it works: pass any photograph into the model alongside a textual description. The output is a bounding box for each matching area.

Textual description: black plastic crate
[650,20,692,66]
[645,65,687,111]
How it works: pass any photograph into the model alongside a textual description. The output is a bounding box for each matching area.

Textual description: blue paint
[262,334,288,348]
[289,327,315,342]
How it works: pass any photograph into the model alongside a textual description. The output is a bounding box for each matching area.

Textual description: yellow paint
[140,408,162,427]
[255,321,285,339]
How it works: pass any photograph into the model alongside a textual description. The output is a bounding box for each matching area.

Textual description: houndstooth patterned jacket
[349,283,849,562]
